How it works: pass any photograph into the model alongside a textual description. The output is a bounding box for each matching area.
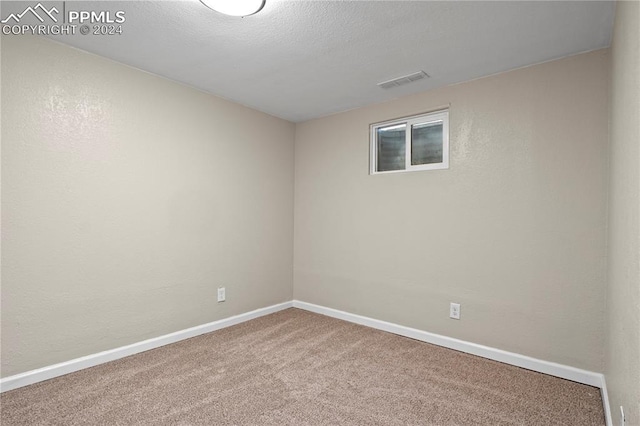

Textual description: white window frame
[370,109,449,175]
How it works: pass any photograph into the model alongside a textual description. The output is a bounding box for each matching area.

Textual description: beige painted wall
[605,1,640,423]
[294,49,609,372]
[0,36,295,377]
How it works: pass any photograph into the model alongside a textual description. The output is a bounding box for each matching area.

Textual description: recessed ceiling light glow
[200,0,266,17]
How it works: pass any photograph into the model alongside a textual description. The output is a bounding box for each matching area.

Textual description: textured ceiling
[7,0,616,122]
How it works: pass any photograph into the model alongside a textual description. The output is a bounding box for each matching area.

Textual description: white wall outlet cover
[449,303,461,320]
[217,287,226,302]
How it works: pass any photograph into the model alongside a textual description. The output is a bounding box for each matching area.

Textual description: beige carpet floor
[1,308,604,425]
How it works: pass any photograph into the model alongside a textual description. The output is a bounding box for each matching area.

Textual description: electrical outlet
[450,302,461,320]
[620,406,625,426]
[217,287,225,303]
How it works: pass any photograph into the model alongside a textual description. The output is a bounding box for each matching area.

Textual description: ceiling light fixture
[200,0,266,17]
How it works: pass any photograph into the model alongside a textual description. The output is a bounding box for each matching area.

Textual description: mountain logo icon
[1,3,59,24]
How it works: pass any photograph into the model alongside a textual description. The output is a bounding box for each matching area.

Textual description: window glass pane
[411,121,443,165]
[376,124,406,171]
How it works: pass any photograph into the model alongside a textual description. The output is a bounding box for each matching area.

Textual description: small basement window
[370,109,449,174]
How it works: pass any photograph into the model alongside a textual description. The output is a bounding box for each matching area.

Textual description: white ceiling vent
[377,71,430,89]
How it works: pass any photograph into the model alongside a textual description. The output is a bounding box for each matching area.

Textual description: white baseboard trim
[2,297,609,421]
[293,300,605,390]
[600,376,613,426]
[0,301,293,393]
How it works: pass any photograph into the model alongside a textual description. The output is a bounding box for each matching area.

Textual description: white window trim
[370,109,449,175]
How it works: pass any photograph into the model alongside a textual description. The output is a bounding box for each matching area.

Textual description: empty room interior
[1,0,639,424]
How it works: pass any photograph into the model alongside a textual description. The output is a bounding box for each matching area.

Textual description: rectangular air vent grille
[378,71,430,89]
